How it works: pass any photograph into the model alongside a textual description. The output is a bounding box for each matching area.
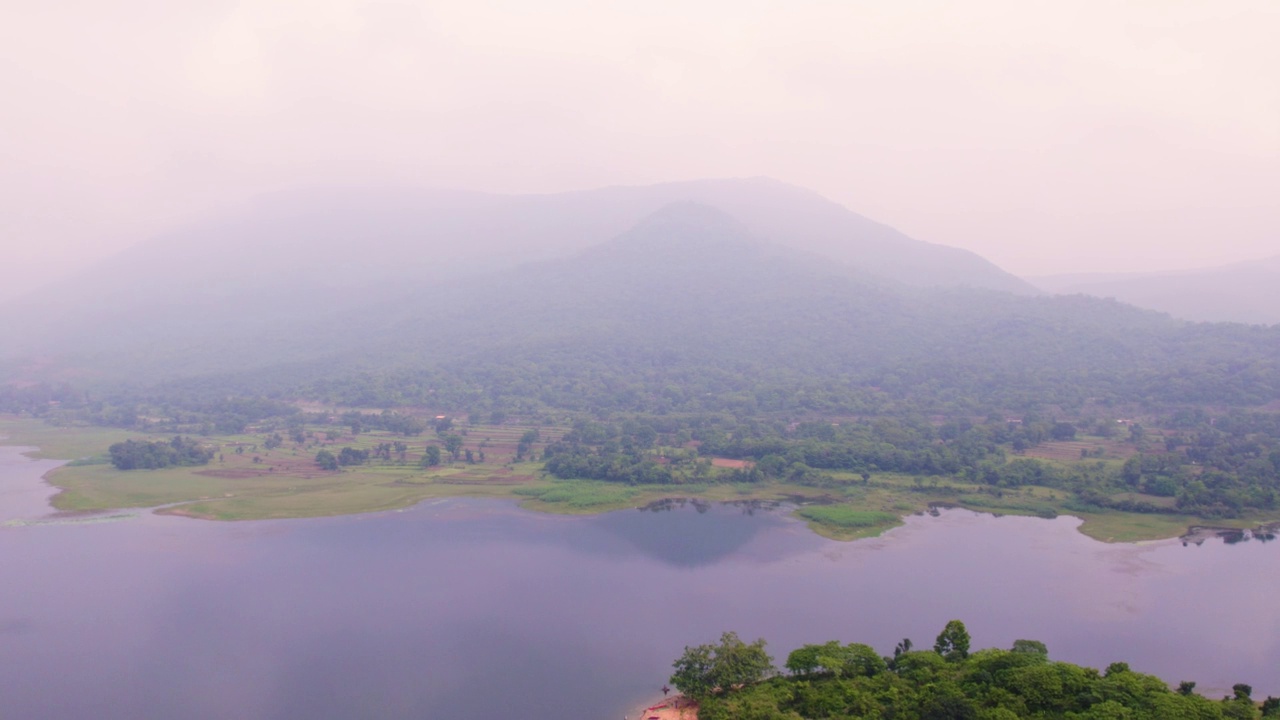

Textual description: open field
[0,418,138,460]
[1,415,566,521]
[1020,436,1138,462]
[3,417,1278,543]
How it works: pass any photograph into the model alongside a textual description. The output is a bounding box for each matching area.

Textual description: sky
[1,0,1276,300]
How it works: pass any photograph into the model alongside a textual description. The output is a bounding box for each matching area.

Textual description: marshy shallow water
[2,446,1278,719]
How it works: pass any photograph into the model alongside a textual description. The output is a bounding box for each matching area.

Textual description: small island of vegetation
[664,621,1279,719]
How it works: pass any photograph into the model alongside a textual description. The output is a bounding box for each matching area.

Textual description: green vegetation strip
[669,621,1273,719]
[514,482,638,510]
[4,415,1279,543]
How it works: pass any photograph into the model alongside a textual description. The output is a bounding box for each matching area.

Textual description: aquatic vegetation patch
[514,482,638,509]
[796,506,897,529]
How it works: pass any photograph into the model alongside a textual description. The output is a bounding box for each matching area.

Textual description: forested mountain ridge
[2,200,1279,419]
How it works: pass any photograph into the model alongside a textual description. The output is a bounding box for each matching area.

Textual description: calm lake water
[2,444,1279,719]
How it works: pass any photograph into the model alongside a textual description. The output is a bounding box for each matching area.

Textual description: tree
[671,644,716,699]
[337,447,368,466]
[444,434,464,461]
[918,683,977,720]
[1051,422,1078,441]
[315,449,338,471]
[421,445,442,467]
[708,632,774,690]
[934,620,970,661]
[1011,639,1048,656]
[786,642,885,678]
[516,428,540,460]
[670,632,774,699]
[784,644,824,676]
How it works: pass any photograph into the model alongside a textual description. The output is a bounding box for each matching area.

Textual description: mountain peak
[588,202,761,262]
[631,201,751,234]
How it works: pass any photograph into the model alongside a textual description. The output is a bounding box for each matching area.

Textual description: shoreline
[2,418,1278,545]
[627,694,696,720]
[0,442,68,523]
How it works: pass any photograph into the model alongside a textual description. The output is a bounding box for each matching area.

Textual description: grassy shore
[2,417,1274,542]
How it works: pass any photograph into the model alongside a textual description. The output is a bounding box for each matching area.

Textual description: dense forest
[669,622,1277,719]
[535,410,1280,519]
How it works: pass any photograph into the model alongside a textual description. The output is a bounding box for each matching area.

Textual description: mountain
[3,198,1278,415]
[1031,255,1280,325]
[0,178,1034,354]
[247,204,1280,412]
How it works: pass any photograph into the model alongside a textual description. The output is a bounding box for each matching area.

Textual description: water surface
[2,451,1278,719]
[0,444,64,522]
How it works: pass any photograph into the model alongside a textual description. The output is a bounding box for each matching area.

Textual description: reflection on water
[2,452,1280,720]
[600,498,787,567]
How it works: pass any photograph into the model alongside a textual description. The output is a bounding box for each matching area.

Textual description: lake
[2,444,1278,719]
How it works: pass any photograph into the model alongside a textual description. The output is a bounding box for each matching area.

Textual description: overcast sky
[2,0,1276,299]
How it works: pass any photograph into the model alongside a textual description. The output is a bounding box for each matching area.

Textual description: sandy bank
[628,696,696,720]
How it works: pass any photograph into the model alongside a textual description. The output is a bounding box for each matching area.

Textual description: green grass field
[4,416,1278,543]
[0,418,138,460]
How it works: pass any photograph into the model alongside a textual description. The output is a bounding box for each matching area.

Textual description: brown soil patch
[196,458,334,479]
[158,506,210,519]
[710,458,752,469]
[196,469,274,479]
[1022,439,1136,462]
[632,697,697,720]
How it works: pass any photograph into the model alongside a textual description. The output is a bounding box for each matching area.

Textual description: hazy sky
[2,0,1276,299]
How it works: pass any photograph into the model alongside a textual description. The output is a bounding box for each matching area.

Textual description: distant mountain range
[0,177,1033,357]
[1031,255,1280,325]
[2,180,1277,412]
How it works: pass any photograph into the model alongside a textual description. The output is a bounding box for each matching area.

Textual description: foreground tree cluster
[671,622,1276,720]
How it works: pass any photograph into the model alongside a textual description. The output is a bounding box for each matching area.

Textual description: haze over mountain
[1031,255,1280,325]
[12,177,1032,300]
[3,196,1278,416]
[0,178,1034,362]
[6,2,1275,302]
